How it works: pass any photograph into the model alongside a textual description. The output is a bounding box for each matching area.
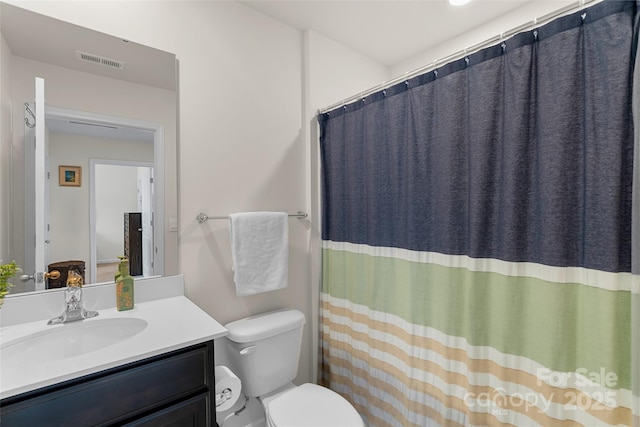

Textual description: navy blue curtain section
[319,1,637,273]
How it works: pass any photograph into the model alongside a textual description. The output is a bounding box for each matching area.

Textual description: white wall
[0,33,13,265]
[305,30,390,111]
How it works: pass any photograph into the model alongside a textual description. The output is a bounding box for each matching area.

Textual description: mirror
[1,3,179,293]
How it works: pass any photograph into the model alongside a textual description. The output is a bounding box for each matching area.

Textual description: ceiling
[2,1,581,148]
[239,0,543,68]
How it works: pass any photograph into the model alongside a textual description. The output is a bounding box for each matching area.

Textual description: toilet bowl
[224,309,363,427]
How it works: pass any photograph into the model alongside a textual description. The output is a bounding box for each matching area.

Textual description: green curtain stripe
[322,248,631,390]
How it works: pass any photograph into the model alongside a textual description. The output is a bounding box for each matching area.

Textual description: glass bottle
[115,256,134,311]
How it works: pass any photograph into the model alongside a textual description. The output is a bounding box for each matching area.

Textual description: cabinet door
[123,393,209,427]
[0,342,215,427]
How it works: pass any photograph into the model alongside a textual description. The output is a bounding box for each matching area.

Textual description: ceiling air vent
[75,51,125,70]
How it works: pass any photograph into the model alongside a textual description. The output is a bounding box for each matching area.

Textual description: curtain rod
[318,0,600,115]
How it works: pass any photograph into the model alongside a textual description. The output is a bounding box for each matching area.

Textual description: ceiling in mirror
[46,117,155,143]
[0,2,176,91]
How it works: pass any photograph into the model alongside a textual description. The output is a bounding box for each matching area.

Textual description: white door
[138,167,154,277]
[24,77,49,290]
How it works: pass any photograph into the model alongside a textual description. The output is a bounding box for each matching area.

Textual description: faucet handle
[20,270,60,282]
[19,273,35,282]
[45,270,60,280]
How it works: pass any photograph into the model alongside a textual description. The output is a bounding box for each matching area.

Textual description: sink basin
[1,317,148,368]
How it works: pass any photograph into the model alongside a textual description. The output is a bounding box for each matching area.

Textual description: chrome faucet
[48,284,98,325]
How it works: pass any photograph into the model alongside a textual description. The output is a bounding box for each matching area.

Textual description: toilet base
[217,396,267,427]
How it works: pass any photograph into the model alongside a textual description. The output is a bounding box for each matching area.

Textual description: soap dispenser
[115,256,134,311]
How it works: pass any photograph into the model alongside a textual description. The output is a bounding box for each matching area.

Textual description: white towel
[229,212,288,296]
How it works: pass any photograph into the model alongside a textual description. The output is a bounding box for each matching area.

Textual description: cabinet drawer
[124,393,209,427]
[0,341,214,427]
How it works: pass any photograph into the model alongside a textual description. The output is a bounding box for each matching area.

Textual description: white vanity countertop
[0,295,228,400]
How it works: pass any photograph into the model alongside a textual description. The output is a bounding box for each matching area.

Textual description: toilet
[225,309,364,427]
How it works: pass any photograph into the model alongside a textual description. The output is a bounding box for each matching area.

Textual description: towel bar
[197,211,308,223]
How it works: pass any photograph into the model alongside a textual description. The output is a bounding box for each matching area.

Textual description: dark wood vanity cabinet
[0,341,218,427]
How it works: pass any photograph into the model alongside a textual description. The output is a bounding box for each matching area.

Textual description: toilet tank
[225,309,306,397]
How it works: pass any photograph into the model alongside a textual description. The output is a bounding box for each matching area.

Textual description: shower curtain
[319,2,639,426]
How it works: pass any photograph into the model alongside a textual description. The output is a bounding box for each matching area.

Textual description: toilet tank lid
[225,309,306,343]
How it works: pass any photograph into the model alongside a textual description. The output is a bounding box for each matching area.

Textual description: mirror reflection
[1,3,179,293]
[46,115,156,285]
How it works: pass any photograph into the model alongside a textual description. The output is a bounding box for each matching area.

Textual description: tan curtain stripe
[324,335,526,427]
[322,345,469,427]
[323,300,631,426]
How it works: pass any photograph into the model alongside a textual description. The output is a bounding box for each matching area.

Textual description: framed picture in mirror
[59,165,82,187]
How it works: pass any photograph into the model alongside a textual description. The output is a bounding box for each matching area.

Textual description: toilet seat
[265,383,363,427]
